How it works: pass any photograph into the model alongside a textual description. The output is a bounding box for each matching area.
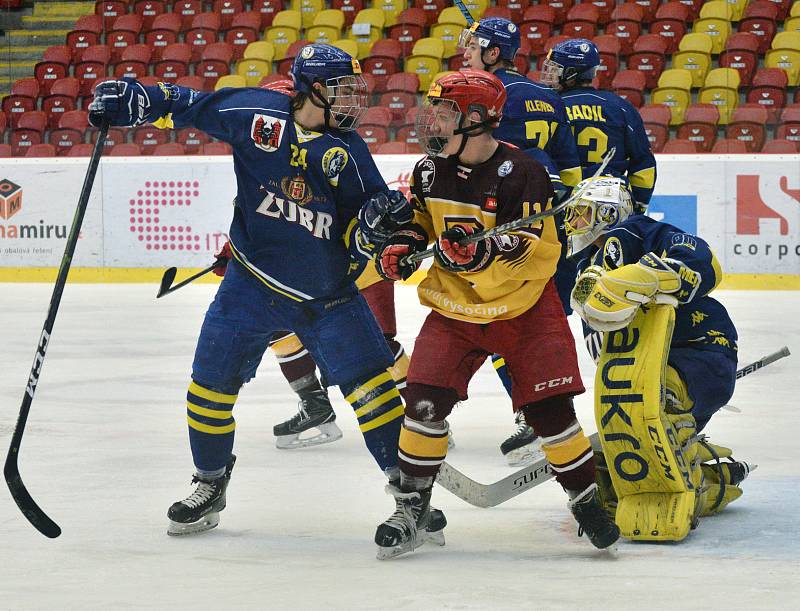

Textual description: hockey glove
[638,252,701,304]
[434,225,494,273]
[213,241,233,277]
[358,190,414,246]
[376,225,428,281]
[88,79,151,128]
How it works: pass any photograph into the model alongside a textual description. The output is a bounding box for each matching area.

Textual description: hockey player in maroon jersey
[372,71,619,559]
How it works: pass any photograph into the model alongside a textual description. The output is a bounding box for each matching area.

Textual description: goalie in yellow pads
[565,176,753,541]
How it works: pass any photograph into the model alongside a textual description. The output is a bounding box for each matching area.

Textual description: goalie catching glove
[570,252,699,331]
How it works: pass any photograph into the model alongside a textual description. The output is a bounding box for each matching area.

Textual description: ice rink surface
[0,282,797,610]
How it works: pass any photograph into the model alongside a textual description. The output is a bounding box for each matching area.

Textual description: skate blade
[167,513,220,536]
[422,528,445,547]
[376,537,424,560]
[275,422,343,449]
[505,441,544,468]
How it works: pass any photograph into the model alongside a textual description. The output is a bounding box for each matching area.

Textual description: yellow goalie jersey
[410,143,560,323]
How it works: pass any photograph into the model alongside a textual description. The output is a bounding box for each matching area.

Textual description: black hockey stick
[156,257,227,298]
[453,0,476,25]
[437,346,791,507]
[4,122,109,538]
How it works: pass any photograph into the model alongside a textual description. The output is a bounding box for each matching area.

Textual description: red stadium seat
[362,39,403,93]
[627,34,669,89]
[42,77,81,129]
[761,139,799,153]
[711,139,748,153]
[75,45,111,96]
[25,144,58,158]
[145,13,182,61]
[225,13,261,61]
[0,144,12,158]
[253,0,284,29]
[676,104,720,152]
[357,125,390,153]
[611,70,647,108]
[483,7,512,20]
[212,0,245,31]
[186,13,222,62]
[639,104,672,152]
[739,1,779,54]
[496,0,531,23]
[541,0,575,26]
[34,46,71,96]
[67,15,104,62]
[114,44,152,79]
[50,110,89,155]
[513,39,533,75]
[276,40,308,77]
[650,2,690,54]
[0,112,6,140]
[87,117,128,150]
[134,0,166,31]
[176,76,205,90]
[376,141,414,154]
[108,14,144,64]
[2,78,39,128]
[720,33,760,87]
[747,68,789,123]
[95,0,127,30]
[173,0,204,31]
[395,123,421,148]
[133,125,170,155]
[726,105,769,152]
[154,43,192,80]
[110,143,143,156]
[520,5,557,55]
[776,105,800,144]
[66,143,97,157]
[386,8,426,57]
[766,0,793,20]
[606,3,643,56]
[412,0,447,27]
[201,142,232,155]
[593,35,621,89]
[661,139,698,153]
[11,111,47,156]
[361,106,393,128]
[198,43,234,91]
[176,128,210,154]
[152,143,186,156]
[633,0,660,24]
[562,3,600,39]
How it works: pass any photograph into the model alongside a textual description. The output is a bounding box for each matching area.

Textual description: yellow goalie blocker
[594,304,705,541]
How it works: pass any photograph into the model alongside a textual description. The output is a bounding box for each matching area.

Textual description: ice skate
[500,412,543,467]
[167,455,236,536]
[568,483,620,550]
[273,388,343,449]
[375,485,438,560]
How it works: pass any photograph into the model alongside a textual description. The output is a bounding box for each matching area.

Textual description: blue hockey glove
[88,79,151,127]
[358,190,413,246]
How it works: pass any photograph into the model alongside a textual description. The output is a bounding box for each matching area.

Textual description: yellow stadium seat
[273,9,302,32]
[331,38,359,59]
[651,69,693,125]
[215,75,247,90]
[292,0,325,30]
[237,59,272,87]
[792,2,800,18]
[725,0,750,21]
[785,16,800,34]
[244,41,275,62]
[698,1,735,21]
[461,0,489,20]
[405,37,445,92]
[692,17,731,54]
[265,26,300,61]
[766,32,800,86]
[377,0,405,28]
[699,68,741,124]
[313,9,345,30]
[430,22,464,58]
[307,25,340,44]
[349,8,386,59]
[672,33,713,88]
[437,6,469,26]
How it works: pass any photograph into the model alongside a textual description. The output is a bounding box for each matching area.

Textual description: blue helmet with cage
[290,43,368,130]
[458,17,520,64]
[541,38,601,90]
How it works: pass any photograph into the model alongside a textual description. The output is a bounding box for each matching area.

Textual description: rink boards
[1,154,798,288]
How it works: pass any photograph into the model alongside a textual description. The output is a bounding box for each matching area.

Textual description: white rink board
[1,155,799,274]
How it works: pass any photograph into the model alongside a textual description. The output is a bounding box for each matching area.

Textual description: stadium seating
[739,0,779,53]
[627,34,669,90]
[661,138,698,153]
[699,68,741,125]
[676,104,720,152]
[650,2,691,54]
[42,78,81,129]
[639,104,672,152]
[761,139,799,153]
[672,33,713,89]
[711,139,748,153]
[726,105,770,152]
[520,5,557,55]
[720,32,761,86]
[606,3,644,56]
[651,69,693,125]
[25,144,58,158]
[611,70,646,109]
[747,68,789,122]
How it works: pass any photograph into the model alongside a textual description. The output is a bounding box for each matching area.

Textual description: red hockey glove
[213,241,233,277]
[376,225,428,281]
[434,225,494,273]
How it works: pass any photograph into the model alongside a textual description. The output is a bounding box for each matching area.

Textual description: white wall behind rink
[1,154,799,277]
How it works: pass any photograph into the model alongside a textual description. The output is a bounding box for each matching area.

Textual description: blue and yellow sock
[186,380,238,476]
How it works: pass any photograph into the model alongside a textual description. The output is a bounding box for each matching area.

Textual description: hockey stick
[436,346,791,508]
[4,122,109,538]
[156,257,227,298]
[403,147,616,265]
[453,0,476,25]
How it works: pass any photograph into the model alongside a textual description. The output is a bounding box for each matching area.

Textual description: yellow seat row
[652,67,740,125]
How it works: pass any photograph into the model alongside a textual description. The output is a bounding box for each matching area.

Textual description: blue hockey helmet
[458,17,520,63]
[290,43,368,130]
[541,38,600,90]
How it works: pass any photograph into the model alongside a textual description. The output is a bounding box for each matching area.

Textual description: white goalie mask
[564,176,634,257]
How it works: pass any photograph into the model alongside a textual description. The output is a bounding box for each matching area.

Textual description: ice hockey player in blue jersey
[88,44,446,542]
[565,176,753,527]
[541,38,657,212]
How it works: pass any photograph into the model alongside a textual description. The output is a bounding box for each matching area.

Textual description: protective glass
[540,58,563,88]
[325,74,368,131]
[415,97,462,156]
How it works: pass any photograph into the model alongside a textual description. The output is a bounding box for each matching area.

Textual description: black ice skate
[500,412,543,467]
[273,388,343,449]
[568,483,620,550]
[167,455,236,536]
[375,485,442,560]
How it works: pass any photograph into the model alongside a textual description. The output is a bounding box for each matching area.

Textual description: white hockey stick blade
[436,433,600,508]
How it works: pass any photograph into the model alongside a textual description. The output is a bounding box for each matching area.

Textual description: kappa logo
[0,178,23,220]
[251,114,286,152]
[736,174,799,236]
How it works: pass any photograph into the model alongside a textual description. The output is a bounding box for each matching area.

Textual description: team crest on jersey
[251,114,286,152]
[602,237,623,269]
[280,175,314,205]
[322,147,349,186]
[419,158,436,192]
[498,160,514,177]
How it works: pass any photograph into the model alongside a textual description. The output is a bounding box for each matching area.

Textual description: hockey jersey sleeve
[654,229,723,303]
[409,160,435,242]
[621,98,657,209]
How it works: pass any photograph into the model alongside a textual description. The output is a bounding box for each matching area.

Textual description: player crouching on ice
[372,70,620,559]
[565,177,754,541]
[87,44,447,539]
